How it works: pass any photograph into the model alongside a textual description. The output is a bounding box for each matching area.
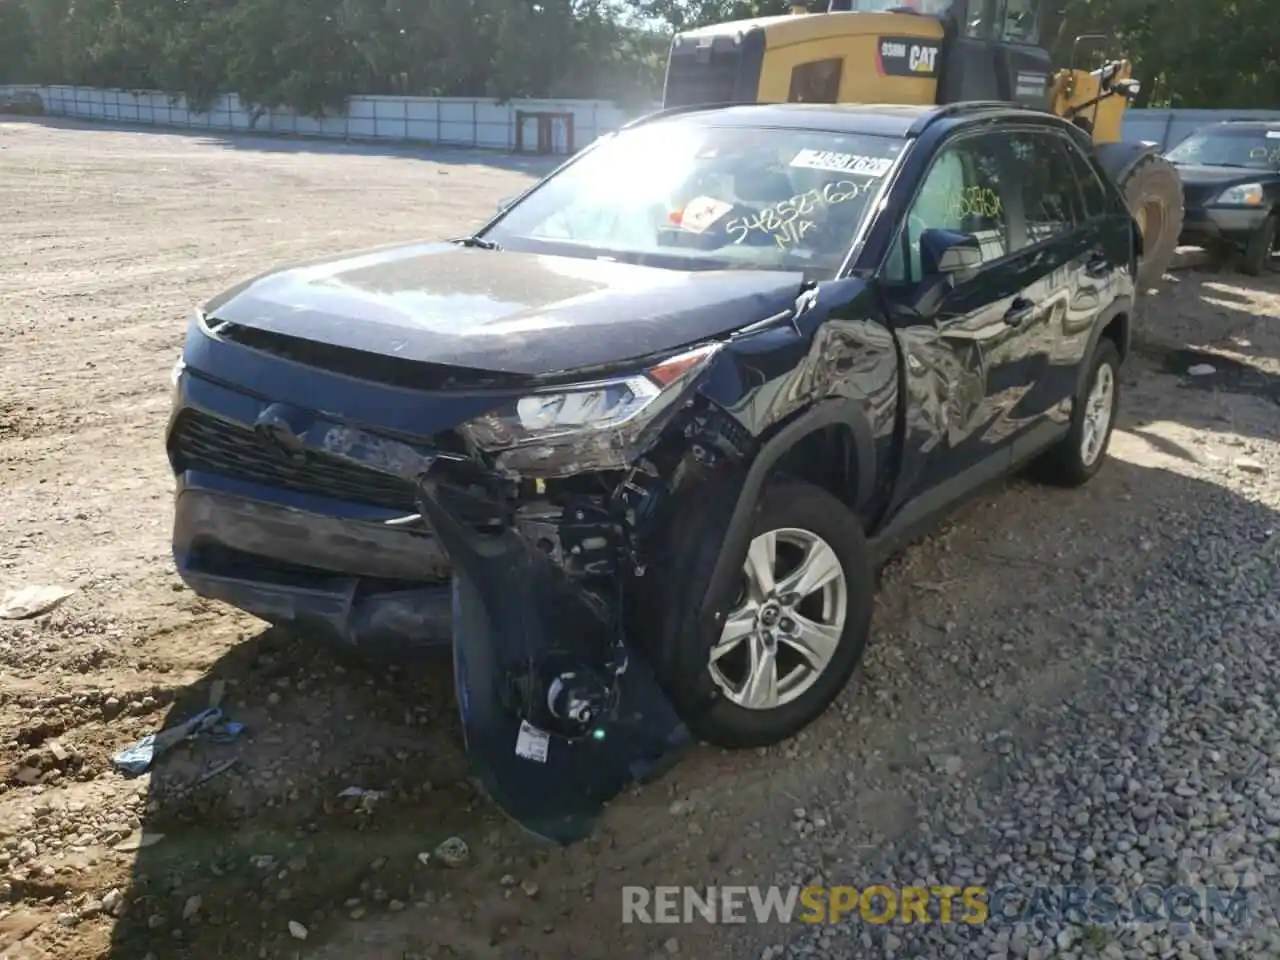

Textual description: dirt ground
[1,117,1278,960]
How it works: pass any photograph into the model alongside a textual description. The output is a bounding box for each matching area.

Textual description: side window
[962,0,983,38]
[1062,140,1110,218]
[996,0,1040,43]
[1007,132,1088,247]
[884,134,1010,283]
[788,59,843,103]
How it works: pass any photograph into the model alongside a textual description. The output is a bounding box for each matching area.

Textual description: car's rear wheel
[669,480,874,749]
[1033,338,1122,488]
[1242,213,1277,277]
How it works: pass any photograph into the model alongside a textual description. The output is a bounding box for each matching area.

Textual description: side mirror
[908,228,982,318]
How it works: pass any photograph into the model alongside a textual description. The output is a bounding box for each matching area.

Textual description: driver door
[879,129,1036,521]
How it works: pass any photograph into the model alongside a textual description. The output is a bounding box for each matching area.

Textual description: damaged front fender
[410,279,895,841]
[415,475,691,844]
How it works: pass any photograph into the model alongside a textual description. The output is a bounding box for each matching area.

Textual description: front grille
[171,409,418,511]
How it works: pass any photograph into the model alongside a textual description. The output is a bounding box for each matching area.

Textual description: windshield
[1166,126,1280,170]
[482,120,908,280]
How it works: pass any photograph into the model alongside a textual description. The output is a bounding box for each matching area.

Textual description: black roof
[625,101,1059,138]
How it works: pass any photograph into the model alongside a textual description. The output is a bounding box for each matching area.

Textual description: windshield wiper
[454,236,501,251]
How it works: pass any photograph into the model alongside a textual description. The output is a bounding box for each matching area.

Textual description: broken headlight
[459,343,723,478]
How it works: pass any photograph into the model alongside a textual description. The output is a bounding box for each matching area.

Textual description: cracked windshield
[484,122,907,278]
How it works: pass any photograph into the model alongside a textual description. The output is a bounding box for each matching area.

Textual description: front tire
[665,479,874,749]
[1034,338,1122,488]
[1241,214,1277,277]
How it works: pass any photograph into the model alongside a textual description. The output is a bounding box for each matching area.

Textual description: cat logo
[876,35,942,78]
[909,44,938,73]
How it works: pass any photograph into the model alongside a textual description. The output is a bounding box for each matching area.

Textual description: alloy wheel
[708,527,848,711]
[1081,361,1116,467]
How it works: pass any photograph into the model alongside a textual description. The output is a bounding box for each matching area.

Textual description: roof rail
[907,100,1019,135]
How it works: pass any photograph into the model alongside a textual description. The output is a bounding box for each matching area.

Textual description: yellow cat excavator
[662,0,1183,290]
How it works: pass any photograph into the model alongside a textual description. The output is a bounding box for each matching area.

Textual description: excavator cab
[663,0,1054,113]
[662,0,1184,288]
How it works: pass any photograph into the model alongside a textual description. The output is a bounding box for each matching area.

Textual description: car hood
[1171,163,1277,187]
[204,242,807,377]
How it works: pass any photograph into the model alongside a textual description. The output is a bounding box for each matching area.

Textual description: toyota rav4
[167,102,1138,840]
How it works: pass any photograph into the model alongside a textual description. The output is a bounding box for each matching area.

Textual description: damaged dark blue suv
[168,102,1138,841]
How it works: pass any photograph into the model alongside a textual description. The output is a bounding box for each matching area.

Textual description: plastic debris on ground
[111,707,246,776]
[337,785,384,814]
[0,584,76,619]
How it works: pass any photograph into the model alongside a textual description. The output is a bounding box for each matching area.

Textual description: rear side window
[1007,131,1088,246]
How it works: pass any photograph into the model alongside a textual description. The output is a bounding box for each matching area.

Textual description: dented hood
[204,242,806,376]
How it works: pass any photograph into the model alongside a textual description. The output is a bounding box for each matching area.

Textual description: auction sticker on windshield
[790,149,894,177]
[676,196,734,233]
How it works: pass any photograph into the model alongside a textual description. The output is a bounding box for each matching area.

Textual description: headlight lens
[460,343,723,478]
[1216,183,1264,206]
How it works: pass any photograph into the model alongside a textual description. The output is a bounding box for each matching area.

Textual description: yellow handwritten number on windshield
[724,180,865,247]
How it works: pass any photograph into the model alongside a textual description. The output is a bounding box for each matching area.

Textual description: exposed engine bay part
[414,473,692,844]
[405,380,777,840]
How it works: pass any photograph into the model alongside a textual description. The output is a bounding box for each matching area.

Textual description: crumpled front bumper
[416,475,693,843]
[173,479,453,653]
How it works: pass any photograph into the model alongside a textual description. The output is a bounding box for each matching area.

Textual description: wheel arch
[1076,299,1133,400]
[698,400,877,623]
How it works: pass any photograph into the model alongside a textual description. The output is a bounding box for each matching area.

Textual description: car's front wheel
[1241,213,1277,277]
[679,480,874,749]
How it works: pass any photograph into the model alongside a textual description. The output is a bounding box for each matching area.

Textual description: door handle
[1004,298,1035,327]
[1085,253,1110,279]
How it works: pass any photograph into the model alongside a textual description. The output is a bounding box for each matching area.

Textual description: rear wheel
[1117,152,1184,292]
[1241,213,1278,276]
[1034,338,1122,488]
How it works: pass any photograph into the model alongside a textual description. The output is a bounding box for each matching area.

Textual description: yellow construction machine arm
[1048,59,1141,145]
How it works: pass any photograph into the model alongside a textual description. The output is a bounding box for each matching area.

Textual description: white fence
[4,85,1279,155]
[0,84,644,154]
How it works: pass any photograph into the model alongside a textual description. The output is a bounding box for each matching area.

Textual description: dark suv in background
[168,102,1138,838]
[1167,120,1280,275]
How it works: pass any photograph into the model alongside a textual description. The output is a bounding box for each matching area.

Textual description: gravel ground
[1,116,1278,960]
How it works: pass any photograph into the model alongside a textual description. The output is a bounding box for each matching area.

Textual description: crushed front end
[417,342,756,843]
